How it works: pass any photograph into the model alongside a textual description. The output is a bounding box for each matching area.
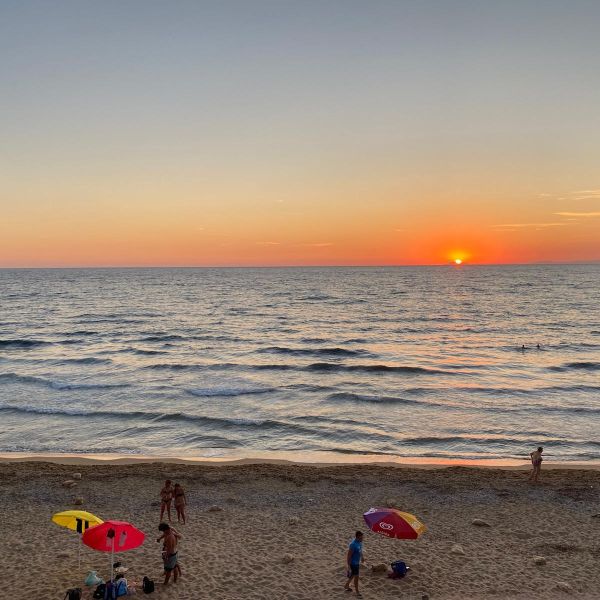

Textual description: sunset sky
[2,1,600,267]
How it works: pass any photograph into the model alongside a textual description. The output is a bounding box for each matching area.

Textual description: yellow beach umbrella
[52,510,104,570]
[52,510,104,533]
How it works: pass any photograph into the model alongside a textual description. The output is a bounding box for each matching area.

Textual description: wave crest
[0,339,52,349]
[0,372,129,391]
[186,385,274,397]
[256,346,370,358]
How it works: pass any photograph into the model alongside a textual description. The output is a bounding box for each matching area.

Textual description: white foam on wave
[0,372,129,391]
[230,417,268,426]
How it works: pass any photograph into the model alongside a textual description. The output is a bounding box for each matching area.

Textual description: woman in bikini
[159,479,174,522]
[173,483,187,524]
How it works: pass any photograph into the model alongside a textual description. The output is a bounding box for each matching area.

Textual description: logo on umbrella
[379,522,394,530]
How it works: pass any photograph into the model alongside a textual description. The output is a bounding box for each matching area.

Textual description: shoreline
[2,450,600,470]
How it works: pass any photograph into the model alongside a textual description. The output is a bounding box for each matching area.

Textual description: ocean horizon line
[2,261,600,270]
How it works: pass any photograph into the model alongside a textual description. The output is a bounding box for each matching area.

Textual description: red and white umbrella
[82,520,145,581]
[363,507,426,539]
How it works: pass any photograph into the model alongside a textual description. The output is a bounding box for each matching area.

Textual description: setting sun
[447,249,471,265]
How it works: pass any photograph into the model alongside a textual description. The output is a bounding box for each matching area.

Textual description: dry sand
[2,461,599,599]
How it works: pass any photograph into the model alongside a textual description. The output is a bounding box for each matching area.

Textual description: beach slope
[2,462,599,599]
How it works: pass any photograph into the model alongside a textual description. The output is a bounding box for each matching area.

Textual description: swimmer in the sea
[529,446,543,483]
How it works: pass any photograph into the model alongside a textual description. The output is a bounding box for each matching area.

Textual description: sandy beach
[2,460,599,599]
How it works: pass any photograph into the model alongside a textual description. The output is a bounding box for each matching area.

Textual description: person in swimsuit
[159,479,173,522]
[157,523,181,584]
[173,483,187,524]
[529,446,543,483]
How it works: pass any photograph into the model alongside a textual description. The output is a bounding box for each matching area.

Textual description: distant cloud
[554,212,600,217]
[569,189,600,200]
[297,242,334,247]
[256,241,281,246]
[492,222,566,230]
[537,189,600,201]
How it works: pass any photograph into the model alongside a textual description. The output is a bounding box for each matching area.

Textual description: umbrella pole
[78,534,81,572]
[111,537,114,582]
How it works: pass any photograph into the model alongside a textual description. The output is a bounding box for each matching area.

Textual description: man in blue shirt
[344,531,365,596]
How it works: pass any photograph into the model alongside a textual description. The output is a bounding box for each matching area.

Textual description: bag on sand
[390,560,409,578]
[85,571,104,586]
[104,581,117,600]
[142,576,155,594]
[64,589,82,600]
[92,583,106,599]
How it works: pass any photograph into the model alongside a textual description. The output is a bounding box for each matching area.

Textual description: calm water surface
[0,266,599,461]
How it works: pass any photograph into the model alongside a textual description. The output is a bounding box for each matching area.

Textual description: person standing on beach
[173,483,187,524]
[344,531,365,596]
[529,446,543,483]
[157,523,181,584]
[159,479,173,522]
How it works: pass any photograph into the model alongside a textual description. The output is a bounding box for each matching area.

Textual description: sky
[1,0,600,267]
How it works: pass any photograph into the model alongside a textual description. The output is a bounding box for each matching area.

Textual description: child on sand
[159,479,173,522]
[529,447,543,483]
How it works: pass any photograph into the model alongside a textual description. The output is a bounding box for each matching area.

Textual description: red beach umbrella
[83,520,145,581]
[363,507,426,540]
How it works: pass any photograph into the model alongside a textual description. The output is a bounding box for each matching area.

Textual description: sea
[0,266,599,463]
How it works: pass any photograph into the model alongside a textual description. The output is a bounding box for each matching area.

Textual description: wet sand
[3,460,599,599]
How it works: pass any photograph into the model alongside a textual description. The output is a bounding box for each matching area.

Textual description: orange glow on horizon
[1,188,599,267]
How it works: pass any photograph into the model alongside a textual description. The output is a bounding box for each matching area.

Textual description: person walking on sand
[529,446,543,483]
[173,483,187,524]
[344,531,365,597]
[159,479,174,522]
[157,523,181,584]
